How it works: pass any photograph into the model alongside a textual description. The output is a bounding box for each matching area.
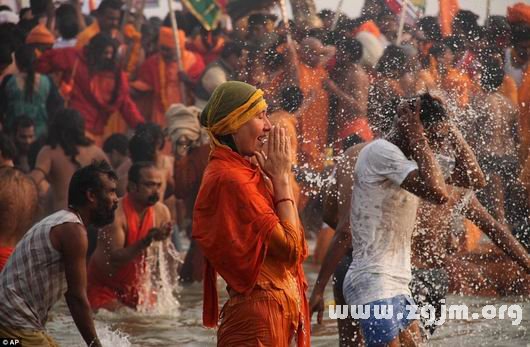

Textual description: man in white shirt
[342,94,450,346]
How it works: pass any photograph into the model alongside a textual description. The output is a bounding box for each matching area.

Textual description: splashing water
[137,240,182,315]
[96,322,131,347]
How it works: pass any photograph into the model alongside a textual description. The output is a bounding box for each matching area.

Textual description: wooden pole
[486,0,491,20]
[331,0,345,31]
[396,0,408,44]
[167,0,187,102]
[278,0,300,86]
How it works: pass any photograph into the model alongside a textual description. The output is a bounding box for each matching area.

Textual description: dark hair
[97,0,122,14]
[56,5,80,39]
[263,48,284,71]
[443,36,464,53]
[128,161,156,184]
[47,109,92,167]
[68,160,117,208]
[14,45,36,102]
[0,132,16,160]
[280,86,304,113]
[485,16,510,42]
[377,97,401,134]
[129,123,165,163]
[0,44,12,66]
[343,134,364,151]
[12,115,34,134]
[452,10,480,41]
[86,33,120,103]
[376,45,407,77]
[103,133,129,156]
[480,57,504,92]
[30,0,47,17]
[220,41,244,59]
[417,93,448,127]
[512,23,530,45]
[0,5,11,11]
[338,38,363,64]
[417,16,442,41]
[248,13,268,28]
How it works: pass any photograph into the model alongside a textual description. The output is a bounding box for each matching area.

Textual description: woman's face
[232,110,271,156]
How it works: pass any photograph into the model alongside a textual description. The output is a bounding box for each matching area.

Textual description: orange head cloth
[26,24,55,45]
[159,26,187,49]
[507,3,530,24]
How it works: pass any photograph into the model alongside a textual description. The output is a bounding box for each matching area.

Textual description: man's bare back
[0,168,38,247]
[31,144,108,213]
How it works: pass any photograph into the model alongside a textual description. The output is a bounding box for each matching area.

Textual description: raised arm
[448,126,486,190]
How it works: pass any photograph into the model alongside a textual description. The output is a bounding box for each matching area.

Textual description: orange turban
[26,24,55,45]
[507,3,530,24]
[159,27,186,49]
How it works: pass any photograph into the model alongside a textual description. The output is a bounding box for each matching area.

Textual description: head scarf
[165,103,202,143]
[159,26,187,48]
[507,3,530,24]
[26,24,55,45]
[200,81,267,149]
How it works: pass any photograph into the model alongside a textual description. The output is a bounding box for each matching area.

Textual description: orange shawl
[192,147,310,346]
[0,246,14,272]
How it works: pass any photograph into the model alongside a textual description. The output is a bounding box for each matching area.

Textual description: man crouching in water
[0,160,118,347]
[87,161,173,311]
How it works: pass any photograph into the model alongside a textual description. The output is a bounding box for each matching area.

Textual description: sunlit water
[44,240,528,347]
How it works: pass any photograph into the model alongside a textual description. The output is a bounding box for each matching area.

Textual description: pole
[486,0,491,20]
[396,0,408,44]
[331,0,345,31]
[278,0,300,86]
[167,0,187,102]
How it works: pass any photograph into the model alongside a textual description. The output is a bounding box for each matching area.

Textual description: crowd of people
[0,0,530,346]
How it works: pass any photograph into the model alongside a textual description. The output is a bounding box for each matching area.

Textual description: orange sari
[193,147,310,346]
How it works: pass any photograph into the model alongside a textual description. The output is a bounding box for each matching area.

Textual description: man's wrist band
[274,198,295,207]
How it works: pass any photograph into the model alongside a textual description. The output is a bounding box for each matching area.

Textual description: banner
[181,0,223,30]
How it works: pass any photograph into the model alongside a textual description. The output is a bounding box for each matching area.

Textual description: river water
[46,243,529,347]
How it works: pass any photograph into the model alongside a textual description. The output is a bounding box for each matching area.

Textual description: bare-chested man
[30,109,108,213]
[0,167,38,271]
[470,57,519,223]
[87,161,173,311]
[324,38,372,145]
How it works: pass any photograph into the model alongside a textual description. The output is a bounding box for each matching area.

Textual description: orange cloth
[0,246,14,271]
[26,24,55,45]
[159,27,179,48]
[352,20,381,38]
[507,3,530,24]
[193,147,310,346]
[500,75,518,106]
[439,0,460,37]
[297,63,330,171]
[519,64,530,164]
[443,67,472,108]
[76,21,118,48]
[188,34,225,65]
[87,195,154,309]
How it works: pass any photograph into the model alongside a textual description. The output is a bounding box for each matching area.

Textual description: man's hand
[144,222,173,245]
[397,97,425,141]
[309,288,325,324]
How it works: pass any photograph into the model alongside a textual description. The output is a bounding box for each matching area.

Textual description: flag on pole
[385,0,426,25]
[181,0,224,31]
[439,0,460,37]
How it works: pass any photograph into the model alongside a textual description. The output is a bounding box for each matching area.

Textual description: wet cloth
[193,146,310,346]
[0,246,14,271]
[0,325,58,347]
[358,295,416,347]
[0,210,81,329]
[343,139,419,306]
[87,195,154,309]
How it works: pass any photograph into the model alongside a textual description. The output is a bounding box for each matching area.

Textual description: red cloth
[0,246,14,272]
[87,195,154,309]
[192,147,310,346]
[37,47,144,135]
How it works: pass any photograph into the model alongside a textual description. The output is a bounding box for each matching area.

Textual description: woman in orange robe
[193,81,310,346]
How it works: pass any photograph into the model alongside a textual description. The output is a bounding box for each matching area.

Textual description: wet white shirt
[343,139,419,305]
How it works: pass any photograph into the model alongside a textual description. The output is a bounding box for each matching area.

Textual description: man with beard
[11,116,36,173]
[0,160,118,347]
[87,161,172,311]
[37,33,144,145]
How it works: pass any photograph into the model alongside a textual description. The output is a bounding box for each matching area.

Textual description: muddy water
[45,237,529,346]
